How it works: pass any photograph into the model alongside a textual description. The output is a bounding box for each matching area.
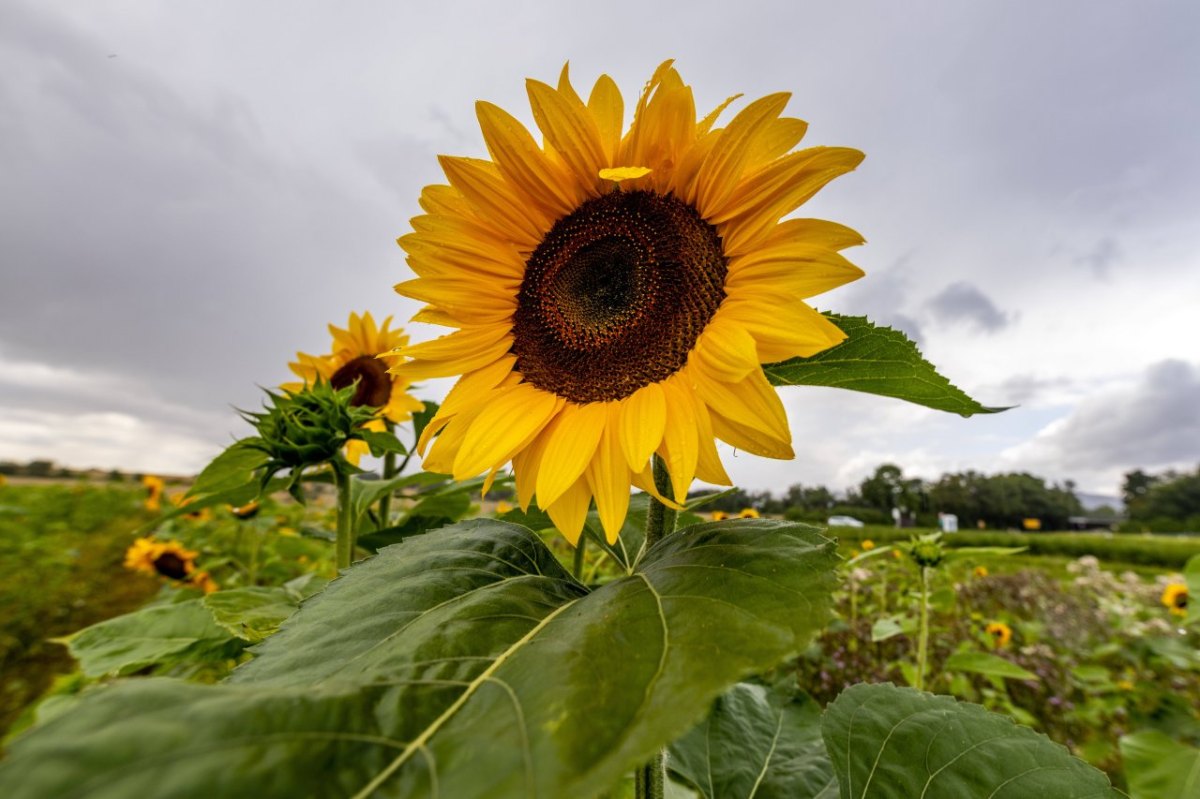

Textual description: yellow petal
[718,299,847,362]
[726,246,865,300]
[453,384,562,478]
[619,382,666,472]
[512,419,556,512]
[536,402,608,507]
[694,92,790,218]
[476,101,578,218]
[766,217,866,252]
[631,463,686,510]
[599,166,652,181]
[696,94,743,136]
[585,404,631,544]
[439,155,548,248]
[689,359,790,442]
[710,409,794,460]
[746,117,808,172]
[527,79,606,194]
[587,74,624,163]
[692,317,760,382]
[693,399,732,486]
[657,377,699,503]
[545,474,591,546]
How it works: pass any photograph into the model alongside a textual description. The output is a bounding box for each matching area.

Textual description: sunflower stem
[335,469,354,570]
[645,455,676,548]
[915,565,930,691]
[378,421,397,529]
[573,533,587,581]
[634,751,666,799]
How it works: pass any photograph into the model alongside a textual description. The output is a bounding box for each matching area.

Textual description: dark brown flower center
[331,355,392,408]
[153,552,190,580]
[1175,593,1188,610]
[512,190,726,402]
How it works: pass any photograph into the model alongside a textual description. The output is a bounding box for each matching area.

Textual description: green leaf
[870,617,905,643]
[763,315,1006,417]
[1184,554,1200,627]
[411,400,439,443]
[356,488,474,552]
[360,429,407,457]
[943,651,1038,681]
[63,600,242,677]
[203,587,302,643]
[669,681,837,799]
[821,683,1120,798]
[187,438,269,497]
[2,518,838,799]
[1119,730,1200,799]
[583,493,708,574]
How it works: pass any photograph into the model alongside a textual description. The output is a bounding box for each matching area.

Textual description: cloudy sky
[3,1,1198,500]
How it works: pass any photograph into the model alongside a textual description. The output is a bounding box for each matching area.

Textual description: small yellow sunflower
[985,621,1012,648]
[1116,679,1135,692]
[141,474,164,512]
[861,539,875,550]
[973,565,988,578]
[738,508,761,519]
[711,510,729,521]
[284,311,425,464]
[494,500,514,515]
[891,549,902,560]
[169,491,211,522]
[1161,582,1188,616]
[124,537,199,582]
[392,61,864,544]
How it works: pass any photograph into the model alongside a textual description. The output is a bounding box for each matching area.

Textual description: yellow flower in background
[711,510,729,521]
[891,549,902,560]
[1161,582,1188,616]
[986,621,1012,648]
[141,474,165,512]
[284,312,425,464]
[124,537,198,581]
[229,500,261,520]
[170,491,211,522]
[494,500,514,515]
[738,508,761,519]
[0,474,7,488]
[861,539,875,550]
[392,61,864,544]
[1116,679,1135,692]
[973,565,989,578]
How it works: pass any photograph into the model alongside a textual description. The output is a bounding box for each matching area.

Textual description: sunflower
[229,499,261,520]
[738,508,761,519]
[124,537,199,581]
[392,61,864,544]
[985,621,1012,648]
[973,565,988,578]
[141,474,164,512]
[1161,582,1188,616]
[169,491,211,522]
[284,312,425,464]
[861,539,875,550]
[710,510,729,521]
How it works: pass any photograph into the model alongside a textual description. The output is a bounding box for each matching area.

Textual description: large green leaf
[1119,730,1200,799]
[1184,554,1200,627]
[62,599,242,677]
[821,683,1120,798]
[670,682,837,799]
[1,518,838,799]
[187,438,268,497]
[203,586,304,643]
[763,315,1005,417]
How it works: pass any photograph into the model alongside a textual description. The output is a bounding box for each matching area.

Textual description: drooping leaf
[670,682,837,799]
[764,315,1006,417]
[1,518,838,799]
[1184,554,1200,627]
[943,651,1038,681]
[360,429,408,457]
[870,617,906,642]
[203,587,303,643]
[821,683,1120,798]
[187,439,269,497]
[62,600,242,677]
[1119,730,1200,799]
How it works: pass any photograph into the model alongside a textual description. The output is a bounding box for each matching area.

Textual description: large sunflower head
[124,537,199,581]
[284,312,425,463]
[393,61,864,544]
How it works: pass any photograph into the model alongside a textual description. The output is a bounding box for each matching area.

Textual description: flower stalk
[378,421,398,528]
[915,565,931,691]
[335,469,354,570]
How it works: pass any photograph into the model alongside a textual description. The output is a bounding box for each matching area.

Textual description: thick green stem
[378,423,398,530]
[636,455,675,799]
[915,565,930,691]
[335,469,354,570]
[645,455,676,548]
[573,533,587,581]
[848,578,859,653]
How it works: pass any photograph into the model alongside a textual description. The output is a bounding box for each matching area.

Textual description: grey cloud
[925,282,1011,334]
[1073,236,1122,278]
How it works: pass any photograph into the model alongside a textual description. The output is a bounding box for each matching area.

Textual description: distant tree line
[1121,466,1200,532]
[0,460,129,482]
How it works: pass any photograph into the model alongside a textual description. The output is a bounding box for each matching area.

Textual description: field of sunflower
[2,61,1198,799]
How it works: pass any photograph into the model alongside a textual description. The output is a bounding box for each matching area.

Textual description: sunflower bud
[909,537,944,568]
[243,382,377,476]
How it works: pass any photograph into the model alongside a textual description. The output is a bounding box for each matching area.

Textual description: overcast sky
[2,1,1198,499]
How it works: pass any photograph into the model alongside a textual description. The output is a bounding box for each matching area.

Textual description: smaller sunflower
[494,500,514,515]
[739,508,761,519]
[141,474,164,512]
[1161,582,1188,616]
[170,492,211,522]
[862,539,875,551]
[891,549,902,560]
[985,621,1012,648]
[124,537,199,582]
[284,312,424,465]
[973,565,989,578]
[1116,679,1135,692]
[711,510,729,521]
